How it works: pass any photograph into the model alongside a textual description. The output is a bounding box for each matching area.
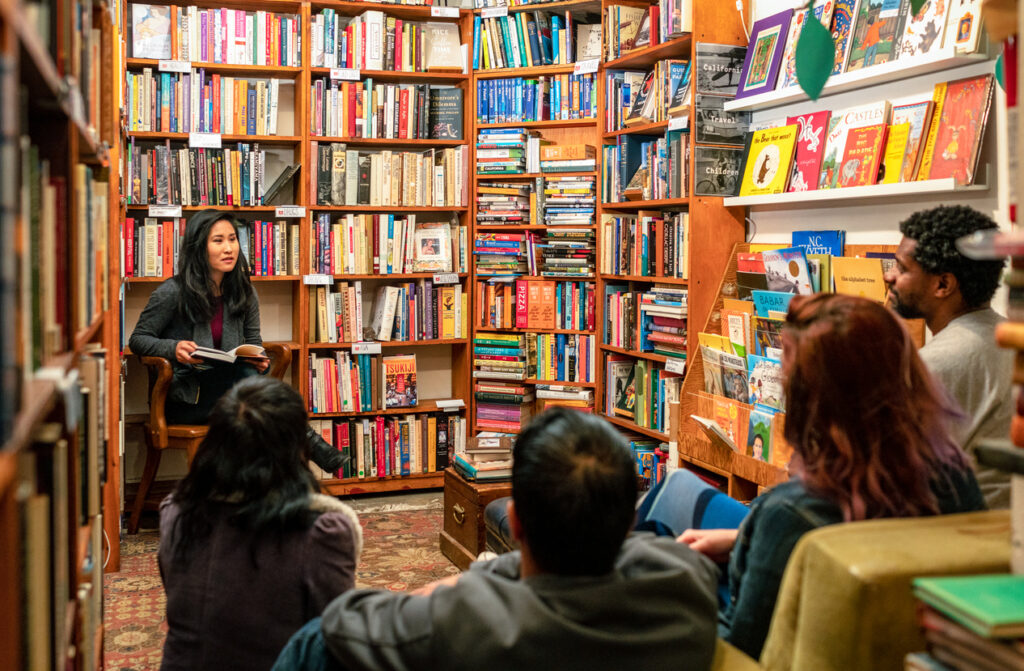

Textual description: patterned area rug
[104,493,458,670]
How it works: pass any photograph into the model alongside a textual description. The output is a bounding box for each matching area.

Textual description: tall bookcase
[118,0,473,499]
[0,0,121,661]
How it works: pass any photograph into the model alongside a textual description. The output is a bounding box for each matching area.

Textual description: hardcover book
[719,351,750,404]
[131,4,172,59]
[623,70,657,126]
[944,0,984,53]
[700,345,725,396]
[695,94,751,146]
[667,61,692,117]
[754,315,785,356]
[761,246,814,294]
[819,101,891,189]
[746,405,775,462]
[747,355,784,410]
[751,290,795,318]
[412,223,453,272]
[845,0,909,72]
[838,123,888,187]
[613,363,637,419]
[880,121,911,183]
[912,574,1024,639]
[777,1,835,89]
[898,0,950,58]
[382,354,417,409]
[693,147,743,196]
[891,100,934,181]
[926,73,994,185]
[829,0,861,76]
[695,43,747,97]
[739,125,799,196]
[786,111,830,192]
[791,229,845,256]
[424,22,463,72]
[831,256,887,301]
[735,10,792,99]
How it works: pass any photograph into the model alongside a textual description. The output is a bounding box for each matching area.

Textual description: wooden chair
[127,342,292,534]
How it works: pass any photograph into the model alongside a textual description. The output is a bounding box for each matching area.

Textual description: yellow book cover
[440,287,457,338]
[722,298,755,314]
[461,290,469,339]
[697,332,732,351]
[806,253,832,292]
[881,122,911,184]
[739,124,799,196]
[831,256,887,302]
[916,82,947,181]
[747,243,787,253]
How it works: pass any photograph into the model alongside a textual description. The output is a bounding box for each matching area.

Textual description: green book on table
[912,574,1024,639]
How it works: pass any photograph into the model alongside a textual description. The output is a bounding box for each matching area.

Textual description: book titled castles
[383,354,417,409]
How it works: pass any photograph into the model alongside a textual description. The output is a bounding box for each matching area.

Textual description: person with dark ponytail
[129,208,344,473]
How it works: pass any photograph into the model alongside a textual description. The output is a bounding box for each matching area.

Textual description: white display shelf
[723,174,989,208]
[723,48,990,113]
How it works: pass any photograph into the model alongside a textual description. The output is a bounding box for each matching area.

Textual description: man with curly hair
[885,204,1011,508]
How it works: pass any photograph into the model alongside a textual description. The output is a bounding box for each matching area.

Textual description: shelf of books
[2,0,120,659]
[120,0,474,498]
[675,240,927,499]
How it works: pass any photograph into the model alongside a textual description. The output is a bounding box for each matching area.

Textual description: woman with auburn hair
[636,293,984,660]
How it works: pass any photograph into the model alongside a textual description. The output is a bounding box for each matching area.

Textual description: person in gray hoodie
[272,408,720,671]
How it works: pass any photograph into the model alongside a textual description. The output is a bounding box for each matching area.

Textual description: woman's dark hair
[782,294,969,522]
[176,209,254,324]
[170,377,319,562]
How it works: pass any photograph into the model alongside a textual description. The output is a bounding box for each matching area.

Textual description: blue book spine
[247,89,257,135]
[550,16,561,63]
[473,15,482,70]
[523,80,534,122]
[386,216,395,273]
[526,16,541,65]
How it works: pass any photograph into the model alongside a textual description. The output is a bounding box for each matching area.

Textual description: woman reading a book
[159,376,361,671]
[129,209,344,473]
[636,294,985,660]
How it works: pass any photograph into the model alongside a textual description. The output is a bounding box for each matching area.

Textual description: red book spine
[268,221,276,275]
[254,220,262,275]
[346,25,354,69]
[372,215,379,274]
[394,19,403,71]
[376,416,386,477]
[212,74,221,133]
[336,421,349,478]
[348,83,358,139]
[163,221,173,277]
[124,218,135,277]
[398,88,409,140]
[515,280,528,328]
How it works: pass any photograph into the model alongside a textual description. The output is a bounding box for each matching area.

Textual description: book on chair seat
[192,344,268,365]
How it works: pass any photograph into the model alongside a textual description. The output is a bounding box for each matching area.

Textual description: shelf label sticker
[158,59,191,73]
[431,6,459,18]
[189,132,222,148]
[668,115,688,131]
[149,204,182,217]
[352,341,382,355]
[436,399,465,412]
[489,275,516,283]
[330,68,361,81]
[432,272,459,285]
[665,358,686,375]
[275,206,306,218]
[302,274,334,285]
[573,58,599,75]
[481,6,507,18]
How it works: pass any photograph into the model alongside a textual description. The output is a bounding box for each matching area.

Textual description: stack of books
[539,144,596,173]
[476,128,544,174]
[535,384,594,413]
[627,436,668,491]
[473,379,536,433]
[604,355,681,435]
[473,333,531,383]
[543,175,596,226]
[534,333,595,383]
[475,232,528,276]
[535,228,595,278]
[907,574,1024,671]
[476,182,534,227]
[639,285,687,358]
[600,211,689,279]
[453,433,515,482]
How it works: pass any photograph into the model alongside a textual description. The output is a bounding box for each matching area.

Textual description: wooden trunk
[439,468,512,571]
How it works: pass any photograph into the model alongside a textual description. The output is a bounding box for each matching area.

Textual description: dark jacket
[319,533,720,671]
[128,277,262,404]
[721,465,986,659]
[158,493,362,671]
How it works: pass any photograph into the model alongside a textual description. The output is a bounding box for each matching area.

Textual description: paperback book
[383,354,418,409]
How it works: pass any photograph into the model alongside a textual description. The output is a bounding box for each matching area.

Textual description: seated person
[159,377,361,671]
[885,204,1012,508]
[272,408,720,671]
[638,294,986,660]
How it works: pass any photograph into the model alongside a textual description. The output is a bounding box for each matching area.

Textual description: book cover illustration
[695,43,747,97]
[736,270,769,300]
[383,354,417,409]
[740,124,799,196]
[829,0,861,75]
[791,229,845,256]
[713,397,742,447]
[838,123,888,187]
[667,61,692,117]
[736,10,793,100]
[613,363,637,419]
[944,0,983,53]
[778,1,836,89]
[694,147,743,196]
[737,252,766,272]
[752,290,796,317]
[429,88,464,141]
[786,111,831,192]
[695,94,751,146]
[131,4,172,59]
[425,22,464,72]
[754,315,785,356]
[831,256,887,301]
[927,73,994,185]
[890,100,934,181]
[807,253,831,292]
[846,0,909,72]
[819,101,891,189]
[719,351,750,404]
[747,405,777,462]
[761,246,814,294]
[700,345,725,396]
[412,223,453,272]
[880,121,911,183]
[624,70,657,126]
[898,0,950,59]
[747,355,785,410]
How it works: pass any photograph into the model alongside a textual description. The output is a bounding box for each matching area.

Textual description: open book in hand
[690,414,739,453]
[192,344,268,365]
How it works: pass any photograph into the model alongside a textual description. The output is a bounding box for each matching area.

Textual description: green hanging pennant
[795,12,835,101]
[995,52,1005,91]
[910,0,927,15]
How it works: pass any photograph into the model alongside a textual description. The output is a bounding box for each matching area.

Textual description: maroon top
[210,296,224,349]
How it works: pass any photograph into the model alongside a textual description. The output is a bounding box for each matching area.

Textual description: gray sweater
[128,277,262,404]
[920,307,1013,508]
[320,533,720,671]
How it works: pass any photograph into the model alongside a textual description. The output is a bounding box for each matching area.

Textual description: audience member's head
[511,408,637,577]
[171,377,319,561]
[781,294,969,521]
[887,205,1004,322]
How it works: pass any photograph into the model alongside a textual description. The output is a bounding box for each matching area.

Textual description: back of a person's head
[899,205,1004,307]
[512,409,637,576]
[173,377,317,560]
[782,294,968,521]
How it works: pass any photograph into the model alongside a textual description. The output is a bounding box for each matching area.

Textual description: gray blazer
[129,277,263,404]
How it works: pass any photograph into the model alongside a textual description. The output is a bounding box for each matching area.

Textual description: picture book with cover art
[891,100,934,181]
[838,123,888,187]
[760,246,814,294]
[613,364,637,419]
[880,121,911,183]
[819,101,891,188]
[747,355,784,410]
[413,223,453,272]
[736,10,793,99]
[786,111,831,192]
[740,125,799,196]
[719,351,750,404]
[829,0,861,76]
[927,73,994,185]
[831,256,887,301]
[944,0,984,53]
[791,229,845,256]
[845,0,910,72]
[754,315,784,357]
[131,4,171,59]
[713,396,742,447]
[752,290,795,317]
[898,0,950,59]
[700,345,725,396]
[778,1,836,89]
[383,354,417,409]
[747,405,777,462]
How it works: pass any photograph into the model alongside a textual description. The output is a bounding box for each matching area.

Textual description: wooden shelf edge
[307,339,469,349]
[477,118,597,130]
[722,177,989,208]
[604,34,692,70]
[599,343,671,364]
[321,472,444,496]
[309,401,465,418]
[600,412,669,441]
[602,197,690,209]
[74,316,105,353]
[310,66,469,81]
[312,136,466,146]
[126,131,301,144]
[599,273,688,285]
[603,120,670,139]
[126,57,303,76]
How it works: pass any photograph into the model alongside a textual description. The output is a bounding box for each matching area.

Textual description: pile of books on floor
[477,182,533,227]
[906,574,1024,671]
[476,128,544,175]
[454,433,515,482]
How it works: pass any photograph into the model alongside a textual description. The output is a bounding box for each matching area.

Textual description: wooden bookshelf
[309,66,469,82]
[126,57,303,76]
